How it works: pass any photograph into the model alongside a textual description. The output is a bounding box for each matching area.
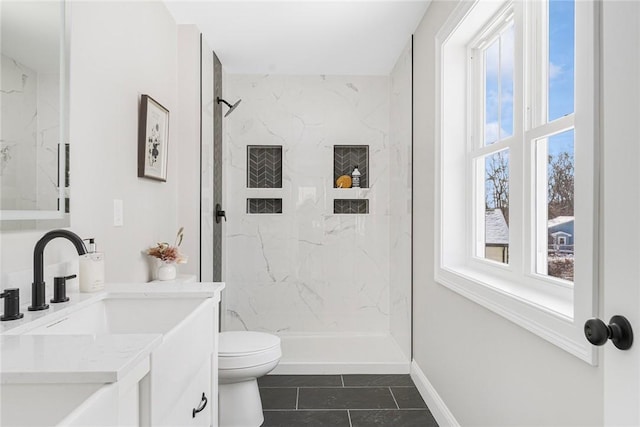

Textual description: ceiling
[164,1,431,75]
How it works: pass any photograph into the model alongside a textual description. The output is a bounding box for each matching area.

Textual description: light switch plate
[113,199,124,226]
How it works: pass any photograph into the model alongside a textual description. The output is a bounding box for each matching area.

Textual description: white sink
[25,297,206,335]
[23,294,216,426]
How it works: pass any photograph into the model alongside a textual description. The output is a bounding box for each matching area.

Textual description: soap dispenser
[79,238,105,293]
[351,166,361,188]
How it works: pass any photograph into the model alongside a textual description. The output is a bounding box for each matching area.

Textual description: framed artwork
[138,94,169,181]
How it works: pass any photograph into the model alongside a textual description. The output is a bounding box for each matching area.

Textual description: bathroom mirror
[0,0,70,230]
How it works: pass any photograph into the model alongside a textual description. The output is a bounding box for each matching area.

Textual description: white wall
[389,40,413,359]
[1,1,194,296]
[177,25,202,278]
[223,74,392,335]
[412,2,603,425]
[69,1,181,283]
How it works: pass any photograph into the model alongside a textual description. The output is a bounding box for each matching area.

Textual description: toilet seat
[219,331,281,370]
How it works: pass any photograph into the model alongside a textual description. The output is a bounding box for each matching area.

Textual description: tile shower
[222,42,412,373]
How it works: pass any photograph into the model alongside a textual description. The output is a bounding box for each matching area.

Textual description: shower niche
[333,145,369,214]
[333,145,369,188]
[247,198,283,214]
[246,145,283,214]
[247,145,283,188]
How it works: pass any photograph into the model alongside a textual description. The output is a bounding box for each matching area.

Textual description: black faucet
[29,230,88,311]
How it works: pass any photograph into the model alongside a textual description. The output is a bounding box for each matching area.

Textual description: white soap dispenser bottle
[351,166,361,188]
[79,238,105,293]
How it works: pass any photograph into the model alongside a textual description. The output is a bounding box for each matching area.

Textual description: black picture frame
[138,94,170,181]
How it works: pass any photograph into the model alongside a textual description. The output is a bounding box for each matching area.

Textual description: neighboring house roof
[551,231,572,238]
[485,208,509,246]
[548,216,574,228]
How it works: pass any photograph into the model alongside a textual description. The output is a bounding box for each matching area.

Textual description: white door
[601,1,640,424]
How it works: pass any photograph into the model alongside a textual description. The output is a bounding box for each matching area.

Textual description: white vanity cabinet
[0,282,225,427]
[146,298,216,426]
[160,356,213,426]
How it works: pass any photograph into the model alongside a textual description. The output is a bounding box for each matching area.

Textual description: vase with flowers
[147,227,188,281]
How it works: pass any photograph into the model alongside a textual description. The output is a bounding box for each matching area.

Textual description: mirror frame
[0,0,70,230]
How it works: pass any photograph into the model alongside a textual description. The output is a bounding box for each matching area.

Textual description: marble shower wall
[1,55,38,210]
[0,54,60,212]
[389,40,413,359]
[224,74,391,334]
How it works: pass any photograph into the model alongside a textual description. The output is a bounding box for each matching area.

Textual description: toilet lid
[219,331,281,356]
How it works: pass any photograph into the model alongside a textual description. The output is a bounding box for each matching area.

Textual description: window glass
[484,39,500,145]
[500,24,514,138]
[536,129,574,281]
[483,149,510,264]
[548,0,575,121]
[484,23,515,145]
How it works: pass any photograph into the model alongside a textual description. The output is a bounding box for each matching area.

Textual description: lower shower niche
[247,198,283,214]
[334,199,369,214]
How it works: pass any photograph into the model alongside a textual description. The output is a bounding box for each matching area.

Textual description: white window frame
[434,0,599,364]
[469,7,517,263]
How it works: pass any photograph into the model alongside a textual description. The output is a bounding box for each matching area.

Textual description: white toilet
[218,331,282,427]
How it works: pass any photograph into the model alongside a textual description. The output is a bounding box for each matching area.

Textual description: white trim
[410,360,460,427]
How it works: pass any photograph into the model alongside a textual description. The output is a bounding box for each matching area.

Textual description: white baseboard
[410,360,460,427]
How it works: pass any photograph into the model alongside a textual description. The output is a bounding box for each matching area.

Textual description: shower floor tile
[259,374,440,427]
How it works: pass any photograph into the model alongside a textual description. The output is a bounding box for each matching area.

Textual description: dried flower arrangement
[147,227,188,264]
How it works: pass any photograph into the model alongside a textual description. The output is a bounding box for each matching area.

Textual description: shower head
[217,97,242,117]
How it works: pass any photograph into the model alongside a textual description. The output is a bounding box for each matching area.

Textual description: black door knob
[584,316,633,350]
[215,203,226,224]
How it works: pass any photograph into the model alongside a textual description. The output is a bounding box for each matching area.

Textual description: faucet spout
[29,229,88,311]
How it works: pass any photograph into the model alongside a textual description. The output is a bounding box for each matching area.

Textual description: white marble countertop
[0,282,225,384]
[1,282,225,335]
[1,334,161,384]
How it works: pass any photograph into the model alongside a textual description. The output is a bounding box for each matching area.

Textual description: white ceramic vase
[157,262,177,281]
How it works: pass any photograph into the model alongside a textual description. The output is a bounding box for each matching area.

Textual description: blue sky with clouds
[548,0,575,157]
[484,0,574,210]
[484,0,574,156]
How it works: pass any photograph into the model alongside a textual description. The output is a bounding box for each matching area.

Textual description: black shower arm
[217,97,233,109]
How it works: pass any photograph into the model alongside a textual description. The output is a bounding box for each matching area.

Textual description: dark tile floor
[258,374,439,427]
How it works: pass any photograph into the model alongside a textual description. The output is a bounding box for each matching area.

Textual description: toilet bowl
[218,331,282,427]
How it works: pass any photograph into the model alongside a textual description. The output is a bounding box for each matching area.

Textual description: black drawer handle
[192,392,208,418]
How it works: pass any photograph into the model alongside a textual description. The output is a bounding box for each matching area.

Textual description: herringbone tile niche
[247,145,283,188]
[333,145,369,188]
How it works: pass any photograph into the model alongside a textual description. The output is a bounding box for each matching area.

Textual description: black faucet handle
[51,275,75,304]
[1,288,24,321]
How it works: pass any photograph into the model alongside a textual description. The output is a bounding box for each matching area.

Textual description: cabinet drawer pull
[192,392,208,418]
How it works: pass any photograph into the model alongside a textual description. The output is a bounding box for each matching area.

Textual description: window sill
[435,265,595,365]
